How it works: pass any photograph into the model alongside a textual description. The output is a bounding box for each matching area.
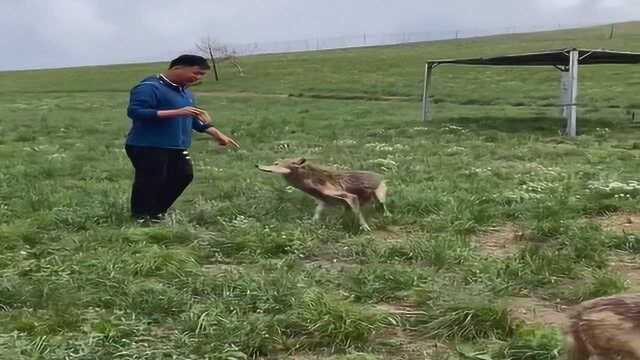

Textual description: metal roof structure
[421,48,640,137]
[429,48,640,67]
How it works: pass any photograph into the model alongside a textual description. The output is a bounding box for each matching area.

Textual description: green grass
[1,21,640,358]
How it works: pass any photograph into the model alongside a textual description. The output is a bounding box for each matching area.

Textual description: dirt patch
[609,252,640,291]
[373,225,422,243]
[303,259,359,273]
[593,212,640,235]
[592,212,640,289]
[195,91,289,98]
[284,327,450,360]
[373,327,451,360]
[201,263,244,275]
[150,324,177,338]
[195,91,414,103]
[473,224,528,258]
[507,296,569,328]
[375,303,425,318]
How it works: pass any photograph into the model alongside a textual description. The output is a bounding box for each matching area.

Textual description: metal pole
[566,50,579,137]
[422,63,434,125]
[560,70,570,118]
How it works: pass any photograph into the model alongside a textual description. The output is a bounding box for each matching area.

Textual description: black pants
[125,144,194,219]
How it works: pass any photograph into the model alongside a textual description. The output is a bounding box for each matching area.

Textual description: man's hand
[171,106,204,117]
[206,127,240,149]
[157,106,212,125]
[215,132,240,149]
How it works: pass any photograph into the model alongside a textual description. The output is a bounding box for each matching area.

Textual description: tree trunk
[208,47,219,81]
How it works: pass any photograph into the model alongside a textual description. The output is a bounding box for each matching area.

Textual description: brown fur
[257,157,389,231]
[564,293,640,360]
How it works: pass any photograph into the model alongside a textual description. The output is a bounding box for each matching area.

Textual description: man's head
[165,54,210,87]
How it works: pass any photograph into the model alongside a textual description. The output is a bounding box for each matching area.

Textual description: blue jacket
[125,75,211,149]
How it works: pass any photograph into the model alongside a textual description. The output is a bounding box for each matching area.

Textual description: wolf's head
[256,157,306,175]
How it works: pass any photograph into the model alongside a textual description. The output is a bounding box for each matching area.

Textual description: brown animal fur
[564,293,640,360]
[256,157,389,231]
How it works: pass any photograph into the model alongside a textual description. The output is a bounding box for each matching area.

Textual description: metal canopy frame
[421,48,640,137]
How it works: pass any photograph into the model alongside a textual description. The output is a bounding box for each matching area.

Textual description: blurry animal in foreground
[565,292,640,360]
[256,157,389,231]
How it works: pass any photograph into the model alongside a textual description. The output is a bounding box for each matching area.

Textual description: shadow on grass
[444,114,622,136]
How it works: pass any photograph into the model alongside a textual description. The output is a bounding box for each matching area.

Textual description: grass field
[3,21,640,359]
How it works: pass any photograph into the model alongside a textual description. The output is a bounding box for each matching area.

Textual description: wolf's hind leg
[374,181,390,217]
[341,194,371,231]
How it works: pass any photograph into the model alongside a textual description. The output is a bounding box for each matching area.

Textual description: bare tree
[195,36,221,80]
[195,36,245,80]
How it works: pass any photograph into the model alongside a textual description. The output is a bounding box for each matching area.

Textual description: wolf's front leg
[312,200,326,222]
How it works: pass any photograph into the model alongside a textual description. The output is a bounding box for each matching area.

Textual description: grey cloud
[1,0,638,70]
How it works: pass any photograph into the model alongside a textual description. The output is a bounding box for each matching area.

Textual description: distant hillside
[1,21,639,106]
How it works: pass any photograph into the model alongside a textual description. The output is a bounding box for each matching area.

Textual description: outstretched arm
[204,127,240,149]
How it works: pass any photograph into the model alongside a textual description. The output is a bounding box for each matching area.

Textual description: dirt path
[195,91,415,102]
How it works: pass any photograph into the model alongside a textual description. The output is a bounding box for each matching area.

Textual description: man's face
[175,65,208,86]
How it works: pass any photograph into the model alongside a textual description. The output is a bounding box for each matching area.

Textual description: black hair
[169,54,211,69]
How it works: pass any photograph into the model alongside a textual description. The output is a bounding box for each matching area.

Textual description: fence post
[609,24,615,40]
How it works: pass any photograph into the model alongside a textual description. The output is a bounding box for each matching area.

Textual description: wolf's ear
[295,158,306,165]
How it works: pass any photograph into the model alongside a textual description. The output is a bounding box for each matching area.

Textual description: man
[125,54,239,222]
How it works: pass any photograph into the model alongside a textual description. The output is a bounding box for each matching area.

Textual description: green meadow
[2,22,640,359]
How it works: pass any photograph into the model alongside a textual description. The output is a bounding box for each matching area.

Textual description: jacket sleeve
[192,117,212,132]
[127,83,160,121]
[188,92,212,132]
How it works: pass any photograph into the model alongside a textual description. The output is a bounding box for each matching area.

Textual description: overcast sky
[1,0,639,71]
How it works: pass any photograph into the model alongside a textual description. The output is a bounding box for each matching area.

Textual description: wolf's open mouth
[256,165,290,174]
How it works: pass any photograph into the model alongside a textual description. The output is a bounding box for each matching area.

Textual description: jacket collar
[158,74,184,91]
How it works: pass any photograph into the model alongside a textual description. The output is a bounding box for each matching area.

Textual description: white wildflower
[465,167,492,176]
[46,153,67,160]
[364,142,409,152]
[335,139,357,145]
[446,146,466,154]
[367,158,398,171]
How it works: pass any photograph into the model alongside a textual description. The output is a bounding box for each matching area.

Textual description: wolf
[565,292,640,360]
[257,157,389,231]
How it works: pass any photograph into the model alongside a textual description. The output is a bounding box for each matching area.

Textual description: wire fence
[218,20,619,57]
[2,20,628,71]
[117,20,621,66]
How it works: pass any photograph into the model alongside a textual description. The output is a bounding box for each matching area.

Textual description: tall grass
[2,21,640,358]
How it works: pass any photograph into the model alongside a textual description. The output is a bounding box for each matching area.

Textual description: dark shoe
[132,212,166,226]
[149,213,166,222]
